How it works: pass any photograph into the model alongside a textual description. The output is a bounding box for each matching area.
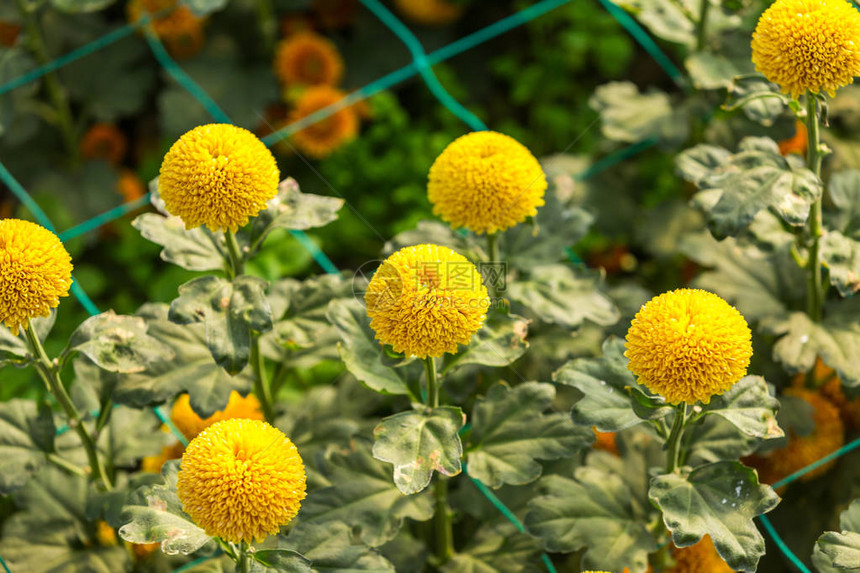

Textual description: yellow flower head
[666,535,733,573]
[274,31,344,87]
[393,0,463,25]
[625,289,752,405]
[176,419,307,543]
[158,124,280,231]
[171,391,264,441]
[365,244,489,358]
[288,86,358,158]
[756,388,843,484]
[428,131,547,235]
[0,219,73,335]
[751,0,860,98]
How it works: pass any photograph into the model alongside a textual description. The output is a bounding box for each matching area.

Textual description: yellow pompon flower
[274,31,344,87]
[158,124,280,231]
[428,131,547,235]
[365,244,489,358]
[625,289,752,405]
[289,86,358,158]
[751,0,860,98]
[754,388,844,485]
[666,536,733,573]
[171,391,264,441]
[176,419,307,543]
[0,220,73,335]
[393,0,462,25]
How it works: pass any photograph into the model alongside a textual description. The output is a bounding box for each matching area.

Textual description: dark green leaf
[119,461,212,555]
[440,523,542,573]
[113,304,251,418]
[525,468,656,573]
[0,311,54,368]
[507,265,619,329]
[181,0,228,16]
[372,406,465,495]
[827,170,860,238]
[133,211,225,272]
[327,299,419,398]
[50,0,115,12]
[725,76,788,125]
[704,376,783,440]
[821,231,860,296]
[283,521,396,572]
[590,81,688,145]
[252,549,313,573]
[441,312,530,374]
[0,399,56,494]
[685,416,761,466]
[815,500,860,570]
[626,385,673,421]
[466,382,592,488]
[296,441,434,547]
[649,462,780,572]
[554,337,641,431]
[170,275,273,374]
[66,311,174,373]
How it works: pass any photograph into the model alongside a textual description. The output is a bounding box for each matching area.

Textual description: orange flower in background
[665,536,733,572]
[793,357,860,430]
[593,428,619,456]
[751,388,844,485]
[778,120,808,156]
[171,391,264,441]
[141,441,185,474]
[130,542,160,561]
[393,0,463,25]
[117,169,146,203]
[127,0,206,59]
[274,31,343,87]
[80,124,128,165]
[95,521,118,547]
[289,86,358,158]
[0,21,21,47]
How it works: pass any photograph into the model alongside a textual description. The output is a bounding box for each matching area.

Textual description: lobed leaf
[704,375,783,440]
[133,211,226,272]
[0,399,56,494]
[66,311,174,374]
[440,311,530,374]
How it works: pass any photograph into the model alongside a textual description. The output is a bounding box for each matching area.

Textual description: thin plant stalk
[804,94,825,322]
[664,404,687,474]
[24,323,113,491]
[486,232,500,298]
[251,337,275,422]
[424,356,454,564]
[225,230,245,278]
[696,0,710,51]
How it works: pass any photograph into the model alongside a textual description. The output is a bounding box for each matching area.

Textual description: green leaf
[440,523,542,573]
[440,312,530,374]
[49,0,114,12]
[617,0,695,46]
[170,275,273,375]
[283,521,396,572]
[524,468,656,573]
[0,399,56,494]
[100,407,163,467]
[685,416,761,466]
[133,211,225,272]
[760,298,860,386]
[507,265,619,329]
[724,76,788,126]
[590,81,688,145]
[0,311,55,368]
[827,170,860,238]
[181,0,228,16]
[678,138,822,238]
[466,382,593,488]
[252,549,313,573]
[815,500,860,570]
[822,231,860,296]
[119,461,213,555]
[685,52,747,91]
[244,178,343,251]
[0,48,41,145]
[372,406,465,495]
[554,337,641,432]
[704,376,783,440]
[626,385,673,421]
[296,441,434,547]
[66,311,174,373]
[327,299,420,398]
[649,461,781,572]
[113,304,251,418]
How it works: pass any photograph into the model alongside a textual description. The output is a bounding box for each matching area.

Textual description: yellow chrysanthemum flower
[751,0,860,98]
[427,131,547,235]
[274,31,343,87]
[171,391,264,441]
[753,388,843,485]
[288,86,358,158]
[393,0,463,25]
[625,289,752,405]
[365,244,489,358]
[176,419,307,543]
[666,536,733,573]
[158,124,280,231]
[0,219,73,335]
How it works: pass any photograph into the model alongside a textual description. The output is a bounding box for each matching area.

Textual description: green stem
[47,452,88,477]
[665,404,687,474]
[225,230,245,279]
[235,542,251,573]
[255,0,276,53]
[24,324,113,491]
[425,356,438,408]
[804,94,825,322]
[250,337,275,422]
[434,477,454,565]
[16,0,78,160]
[696,0,710,51]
